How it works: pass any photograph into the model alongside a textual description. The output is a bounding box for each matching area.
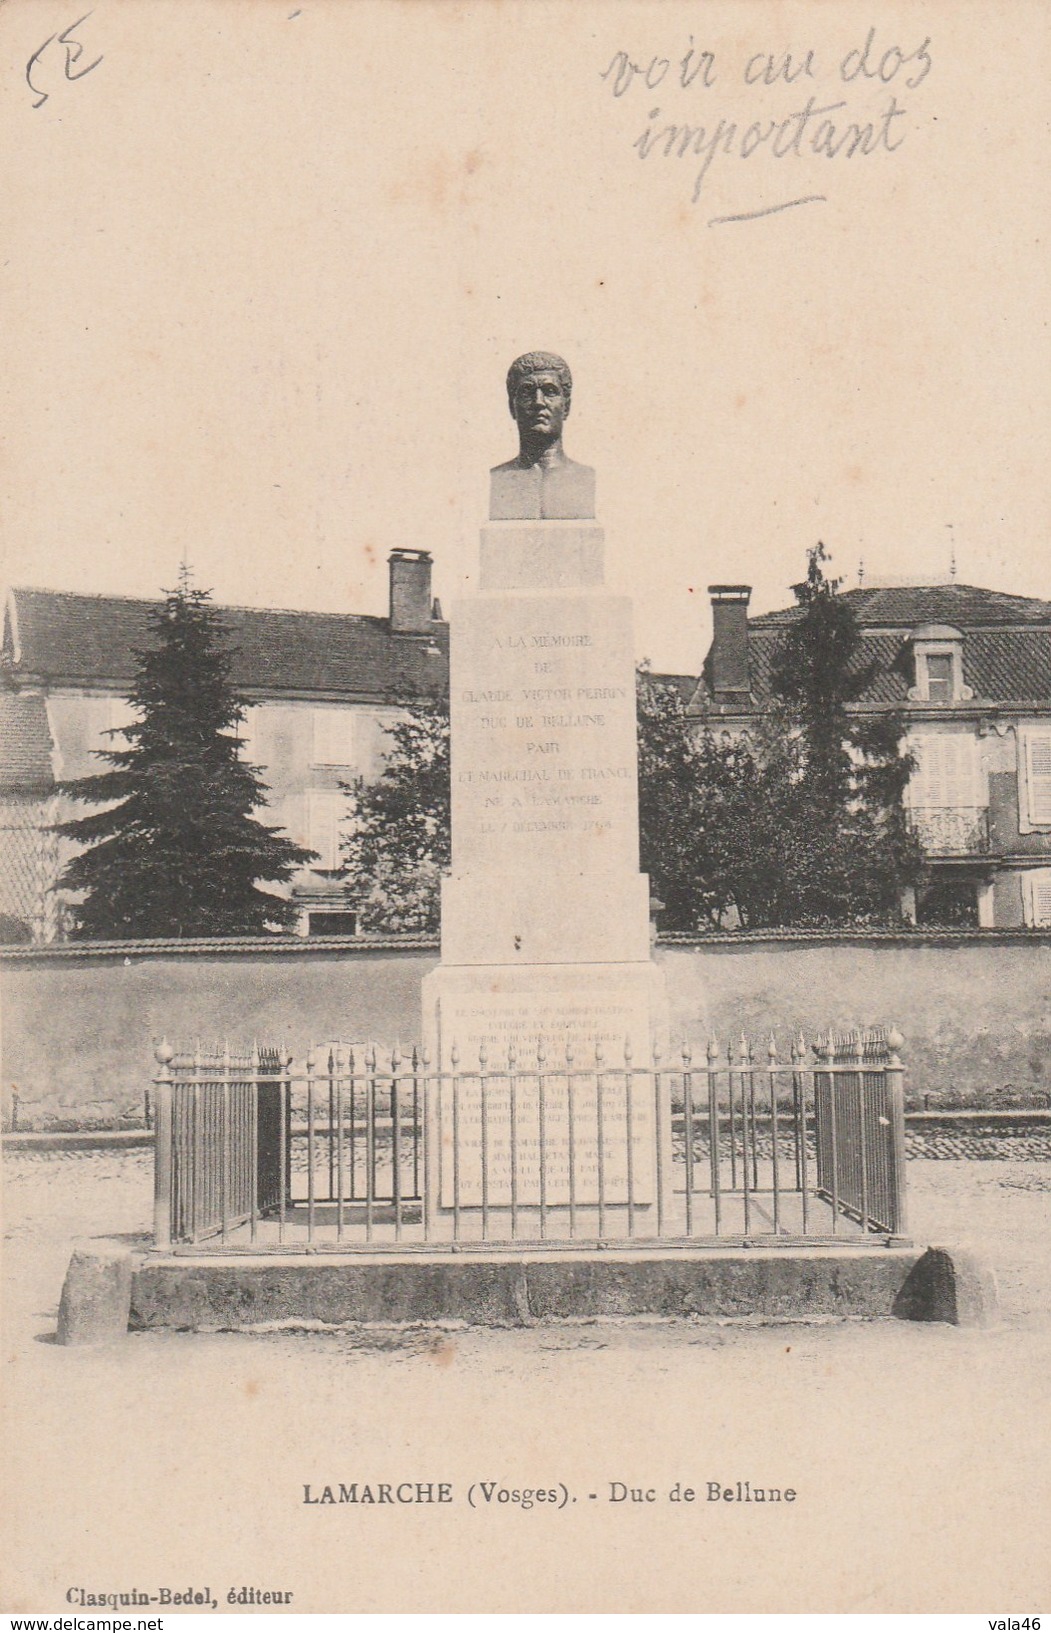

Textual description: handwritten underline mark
[708,194,827,226]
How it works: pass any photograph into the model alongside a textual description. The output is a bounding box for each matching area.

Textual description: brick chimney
[708,585,752,697]
[389,550,434,634]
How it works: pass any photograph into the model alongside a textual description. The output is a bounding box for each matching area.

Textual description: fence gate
[168,1042,287,1244]
[813,1028,907,1235]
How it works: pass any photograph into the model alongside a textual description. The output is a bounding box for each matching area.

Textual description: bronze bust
[490,352,596,520]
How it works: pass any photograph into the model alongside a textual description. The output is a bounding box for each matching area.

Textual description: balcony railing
[908,806,990,856]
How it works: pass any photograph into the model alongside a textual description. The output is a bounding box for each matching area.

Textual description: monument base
[423,960,668,1071]
[422,961,670,1215]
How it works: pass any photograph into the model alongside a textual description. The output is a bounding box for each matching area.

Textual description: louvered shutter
[1022,869,1051,927]
[312,708,356,768]
[306,790,344,869]
[909,733,979,808]
[1021,731,1051,830]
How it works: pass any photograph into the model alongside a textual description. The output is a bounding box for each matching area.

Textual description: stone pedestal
[422,514,670,1221]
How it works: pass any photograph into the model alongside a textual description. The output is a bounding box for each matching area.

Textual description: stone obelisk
[422,353,667,1211]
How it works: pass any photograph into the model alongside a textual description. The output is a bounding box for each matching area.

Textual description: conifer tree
[55,575,316,938]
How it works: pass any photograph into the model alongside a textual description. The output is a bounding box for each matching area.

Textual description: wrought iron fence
[907,806,990,856]
[152,1028,908,1252]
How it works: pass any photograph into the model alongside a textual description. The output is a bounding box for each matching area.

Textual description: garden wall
[2,931,1049,1127]
[658,932,1051,1109]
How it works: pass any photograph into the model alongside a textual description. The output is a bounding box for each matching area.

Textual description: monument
[422,353,668,1217]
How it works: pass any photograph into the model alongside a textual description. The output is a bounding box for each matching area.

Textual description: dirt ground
[2,1148,1050,1614]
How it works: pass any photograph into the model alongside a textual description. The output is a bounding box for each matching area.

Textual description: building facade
[5,561,1049,940]
[692,581,1051,928]
[0,552,447,941]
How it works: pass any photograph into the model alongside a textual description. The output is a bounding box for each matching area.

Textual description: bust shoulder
[489,457,596,521]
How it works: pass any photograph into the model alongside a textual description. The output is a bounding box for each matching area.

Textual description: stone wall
[658,931,1051,1108]
[1,939,438,1129]
[2,930,1049,1127]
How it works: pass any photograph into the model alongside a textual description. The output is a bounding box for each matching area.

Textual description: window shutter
[306,790,344,870]
[1022,869,1051,927]
[1035,876,1051,927]
[909,733,979,808]
[1021,731,1051,830]
[312,708,356,767]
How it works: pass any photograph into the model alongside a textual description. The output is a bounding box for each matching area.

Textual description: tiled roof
[751,583,1051,630]
[649,671,697,703]
[699,582,1051,710]
[0,691,54,793]
[739,627,1051,706]
[3,589,449,699]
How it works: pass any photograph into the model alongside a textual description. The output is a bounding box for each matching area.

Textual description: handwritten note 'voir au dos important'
[600,25,934,218]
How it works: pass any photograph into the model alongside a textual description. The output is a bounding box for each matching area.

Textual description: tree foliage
[746,543,924,927]
[340,692,450,932]
[636,666,760,930]
[55,577,315,939]
[640,545,924,930]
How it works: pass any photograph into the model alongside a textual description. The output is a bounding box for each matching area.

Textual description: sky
[3,0,1049,676]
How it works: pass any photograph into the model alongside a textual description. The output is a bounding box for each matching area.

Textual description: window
[312,708,356,768]
[91,696,137,751]
[925,654,953,702]
[907,732,982,810]
[306,790,346,870]
[108,698,137,738]
[1022,868,1051,928]
[1018,728,1051,832]
[307,910,358,937]
[915,877,979,927]
[907,626,972,703]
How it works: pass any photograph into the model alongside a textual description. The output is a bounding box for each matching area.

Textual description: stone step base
[56,1240,998,1340]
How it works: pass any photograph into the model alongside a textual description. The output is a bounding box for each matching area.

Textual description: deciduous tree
[340,692,450,933]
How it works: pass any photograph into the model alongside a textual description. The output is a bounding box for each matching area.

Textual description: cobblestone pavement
[906,1130,1051,1160]
[3,1146,1050,1613]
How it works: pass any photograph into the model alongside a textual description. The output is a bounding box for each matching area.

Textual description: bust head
[506,352,572,448]
[490,350,594,517]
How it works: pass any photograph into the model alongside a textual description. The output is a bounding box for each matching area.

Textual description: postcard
[2,0,1049,1615]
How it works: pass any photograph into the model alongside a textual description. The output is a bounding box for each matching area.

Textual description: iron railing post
[152,1040,174,1250]
[307,1045,316,1243]
[653,1039,667,1239]
[885,1028,908,1236]
[706,1036,722,1236]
